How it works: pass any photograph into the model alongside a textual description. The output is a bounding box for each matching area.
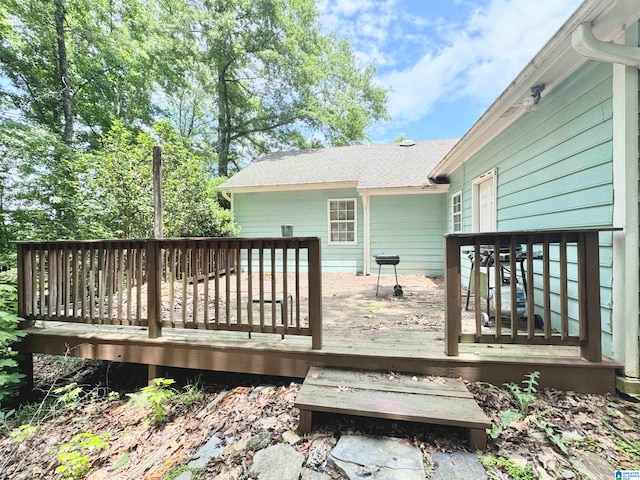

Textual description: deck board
[19,321,621,393]
[295,367,491,449]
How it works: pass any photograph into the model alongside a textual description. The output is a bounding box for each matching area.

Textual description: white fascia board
[429,0,639,179]
[217,181,358,194]
[359,184,450,196]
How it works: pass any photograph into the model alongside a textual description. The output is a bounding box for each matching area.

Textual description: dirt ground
[1,273,638,479]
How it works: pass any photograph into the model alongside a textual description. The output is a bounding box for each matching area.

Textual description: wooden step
[295,366,492,449]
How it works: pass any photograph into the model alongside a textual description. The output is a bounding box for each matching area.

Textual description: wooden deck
[19,320,621,393]
[295,367,491,449]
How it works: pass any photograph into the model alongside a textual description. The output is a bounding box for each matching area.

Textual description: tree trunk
[216,65,230,177]
[54,0,74,145]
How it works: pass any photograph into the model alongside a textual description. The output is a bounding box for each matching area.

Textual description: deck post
[580,232,602,362]
[16,243,26,320]
[308,239,323,350]
[147,240,163,339]
[445,235,461,356]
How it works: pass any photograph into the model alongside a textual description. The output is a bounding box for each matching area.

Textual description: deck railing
[444,228,611,362]
[16,237,323,349]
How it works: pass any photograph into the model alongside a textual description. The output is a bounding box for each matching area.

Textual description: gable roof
[218,139,458,193]
[429,0,640,178]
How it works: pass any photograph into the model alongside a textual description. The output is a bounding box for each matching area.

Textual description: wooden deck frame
[14,233,622,398]
[16,237,323,349]
[445,228,617,362]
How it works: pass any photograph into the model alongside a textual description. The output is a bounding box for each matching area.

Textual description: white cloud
[321,0,583,126]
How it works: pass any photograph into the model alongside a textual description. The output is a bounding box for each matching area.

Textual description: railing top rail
[15,236,321,247]
[444,227,621,239]
[445,227,621,245]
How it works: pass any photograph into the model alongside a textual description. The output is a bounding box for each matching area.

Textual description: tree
[165,0,388,175]
[85,120,236,239]
[0,0,160,145]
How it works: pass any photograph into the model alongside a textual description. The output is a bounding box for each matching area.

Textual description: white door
[475,175,496,232]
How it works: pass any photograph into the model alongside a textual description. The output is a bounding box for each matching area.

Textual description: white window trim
[327,198,358,246]
[471,169,497,232]
[451,190,462,233]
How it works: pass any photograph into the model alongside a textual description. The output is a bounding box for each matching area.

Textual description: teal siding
[370,195,446,276]
[233,188,365,273]
[448,61,614,356]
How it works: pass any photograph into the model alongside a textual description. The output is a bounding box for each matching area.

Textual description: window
[328,199,357,244]
[452,191,462,232]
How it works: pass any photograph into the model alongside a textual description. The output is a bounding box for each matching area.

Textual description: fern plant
[0,274,26,404]
[504,371,539,415]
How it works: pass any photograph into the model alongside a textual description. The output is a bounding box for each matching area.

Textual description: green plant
[0,274,26,404]
[54,383,84,411]
[55,432,109,480]
[164,464,205,480]
[490,409,522,439]
[504,371,539,415]
[481,454,534,480]
[180,381,204,408]
[532,418,568,456]
[9,423,37,443]
[126,378,176,424]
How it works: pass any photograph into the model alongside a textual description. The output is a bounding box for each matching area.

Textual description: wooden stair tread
[295,367,491,430]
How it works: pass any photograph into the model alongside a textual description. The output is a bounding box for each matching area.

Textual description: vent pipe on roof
[572,22,640,68]
[398,139,416,147]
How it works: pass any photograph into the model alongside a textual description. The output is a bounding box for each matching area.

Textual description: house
[428,0,640,392]
[217,139,457,276]
[218,0,640,392]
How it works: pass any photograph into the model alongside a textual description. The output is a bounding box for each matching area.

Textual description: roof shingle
[218,139,458,191]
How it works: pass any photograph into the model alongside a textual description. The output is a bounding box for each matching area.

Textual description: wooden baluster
[214,245,220,327]
[225,243,231,326]
[282,243,288,339]
[247,243,253,336]
[259,245,265,331]
[295,244,301,330]
[203,244,210,329]
[271,242,276,332]
[169,246,176,328]
[191,242,198,327]
[236,243,242,327]
[182,243,188,328]
[118,245,124,325]
[89,247,95,323]
[493,235,502,340]
[474,241,482,337]
[136,246,143,324]
[543,236,551,339]
[308,238,322,350]
[526,239,535,339]
[509,238,517,339]
[126,244,133,325]
[39,248,45,318]
[559,234,568,340]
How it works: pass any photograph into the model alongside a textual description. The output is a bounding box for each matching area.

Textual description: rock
[250,444,304,480]
[561,431,585,443]
[329,435,425,479]
[569,451,616,480]
[300,468,332,480]
[187,435,224,469]
[561,469,575,479]
[282,430,301,445]
[247,430,272,451]
[216,465,242,480]
[430,451,488,480]
[306,443,329,468]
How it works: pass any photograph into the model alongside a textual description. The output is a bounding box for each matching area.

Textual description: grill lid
[374,253,400,265]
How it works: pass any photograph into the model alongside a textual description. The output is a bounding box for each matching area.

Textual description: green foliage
[504,371,539,415]
[126,377,176,424]
[532,418,568,456]
[164,464,205,480]
[0,271,25,404]
[481,454,534,480]
[53,383,84,411]
[9,423,37,443]
[55,432,109,480]
[179,380,205,408]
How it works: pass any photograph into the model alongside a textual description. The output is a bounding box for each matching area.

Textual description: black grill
[374,253,400,266]
[374,253,402,297]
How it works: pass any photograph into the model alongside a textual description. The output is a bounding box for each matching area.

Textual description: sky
[317,0,584,143]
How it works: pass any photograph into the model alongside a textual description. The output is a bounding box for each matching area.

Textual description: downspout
[573,22,640,381]
[361,193,371,275]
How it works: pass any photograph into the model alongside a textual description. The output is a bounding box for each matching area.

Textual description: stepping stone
[430,451,488,480]
[328,434,425,480]
[249,444,304,480]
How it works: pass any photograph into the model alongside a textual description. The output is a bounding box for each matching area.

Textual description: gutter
[572,22,640,67]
